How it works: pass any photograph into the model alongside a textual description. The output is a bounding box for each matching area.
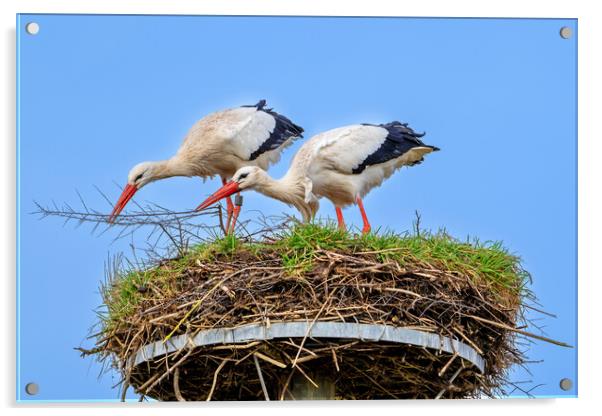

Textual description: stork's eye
[134,173,144,182]
[238,173,249,180]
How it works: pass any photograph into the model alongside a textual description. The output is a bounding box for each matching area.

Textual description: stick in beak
[109,184,138,223]
[196,181,240,211]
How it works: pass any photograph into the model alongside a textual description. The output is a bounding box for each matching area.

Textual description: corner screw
[25,382,39,396]
[559,26,572,39]
[559,378,573,391]
[25,22,40,35]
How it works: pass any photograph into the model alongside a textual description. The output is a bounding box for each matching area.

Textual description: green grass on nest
[102,222,530,334]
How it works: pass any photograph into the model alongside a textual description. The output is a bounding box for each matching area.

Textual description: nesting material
[85,225,554,400]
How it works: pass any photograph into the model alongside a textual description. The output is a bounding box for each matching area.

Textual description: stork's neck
[254,173,316,222]
[151,158,197,180]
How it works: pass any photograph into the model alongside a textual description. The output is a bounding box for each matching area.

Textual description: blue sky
[17,15,577,401]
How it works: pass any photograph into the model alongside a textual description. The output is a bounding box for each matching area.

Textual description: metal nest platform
[127,321,486,400]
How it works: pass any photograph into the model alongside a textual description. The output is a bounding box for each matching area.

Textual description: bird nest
[83,224,562,401]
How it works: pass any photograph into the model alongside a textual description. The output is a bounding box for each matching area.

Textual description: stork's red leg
[228,193,243,234]
[221,177,234,230]
[335,206,346,231]
[356,196,371,234]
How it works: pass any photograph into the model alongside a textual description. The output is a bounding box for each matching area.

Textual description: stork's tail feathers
[381,121,425,140]
[385,121,426,138]
[243,99,304,137]
[351,121,438,173]
[381,121,439,152]
[247,99,305,160]
[256,101,304,138]
[242,99,268,110]
[273,113,304,138]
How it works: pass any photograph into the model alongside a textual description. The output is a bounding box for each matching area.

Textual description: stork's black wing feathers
[352,121,439,174]
[242,100,304,160]
[242,99,268,110]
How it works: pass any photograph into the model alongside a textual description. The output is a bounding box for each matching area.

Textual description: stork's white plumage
[197,122,439,233]
[109,100,304,230]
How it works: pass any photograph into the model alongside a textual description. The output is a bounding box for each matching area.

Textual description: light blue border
[16,13,22,403]
[573,19,579,399]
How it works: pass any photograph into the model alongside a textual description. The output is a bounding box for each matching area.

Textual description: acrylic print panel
[16,14,577,402]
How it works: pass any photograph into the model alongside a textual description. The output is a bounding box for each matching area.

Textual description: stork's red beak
[109,184,138,223]
[196,181,240,211]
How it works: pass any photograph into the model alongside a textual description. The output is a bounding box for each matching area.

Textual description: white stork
[197,122,439,234]
[108,100,304,232]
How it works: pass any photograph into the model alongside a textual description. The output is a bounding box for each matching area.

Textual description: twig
[331,348,340,372]
[346,362,399,399]
[279,368,297,401]
[291,292,334,368]
[466,314,572,347]
[438,353,458,377]
[254,351,287,369]
[120,380,129,402]
[173,367,185,401]
[143,347,194,395]
[206,359,228,401]
[253,354,271,401]
[435,365,464,399]
[217,204,227,236]
[294,364,319,389]
[164,276,232,342]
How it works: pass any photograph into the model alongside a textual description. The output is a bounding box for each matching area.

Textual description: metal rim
[129,321,485,372]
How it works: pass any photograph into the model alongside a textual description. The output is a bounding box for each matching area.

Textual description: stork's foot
[222,178,235,233]
[228,206,241,234]
[355,196,371,235]
[335,206,346,232]
[227,194,243,235]
[225,205,234,232]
